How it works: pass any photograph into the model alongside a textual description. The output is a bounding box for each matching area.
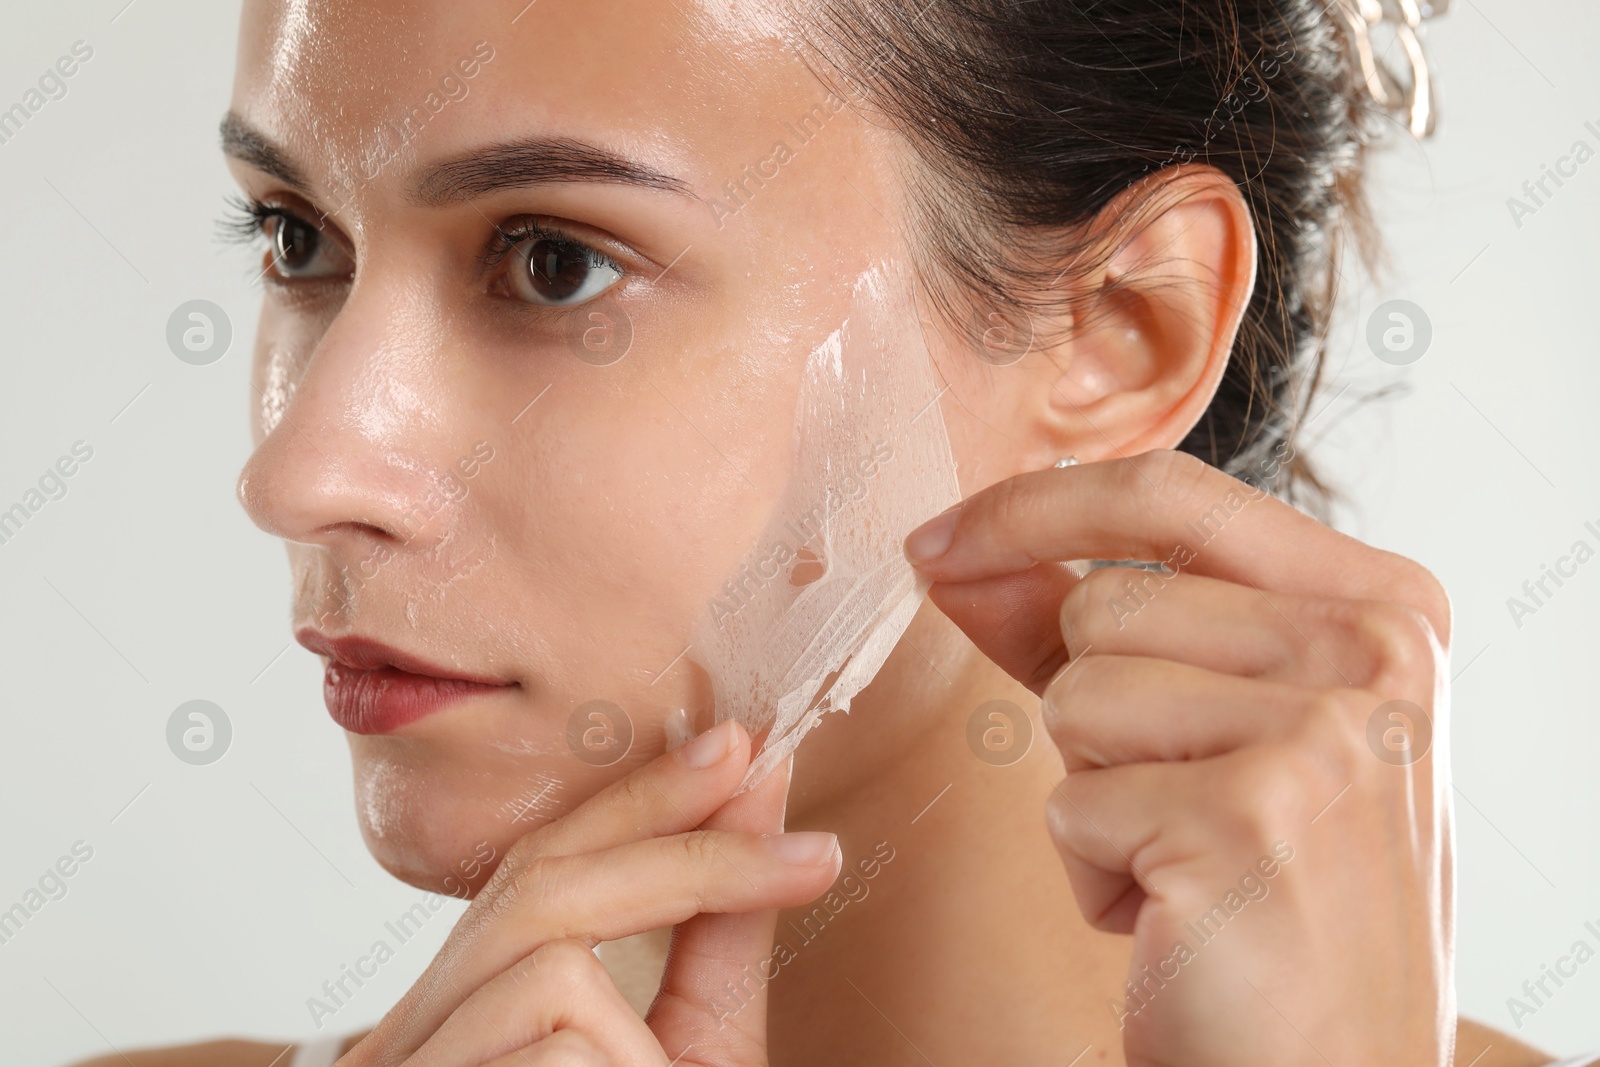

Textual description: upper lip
[295,629,515,687]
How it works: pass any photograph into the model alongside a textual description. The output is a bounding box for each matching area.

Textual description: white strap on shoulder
[289,1035,345,1067]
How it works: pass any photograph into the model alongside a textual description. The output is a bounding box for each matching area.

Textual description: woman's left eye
[502,230,622,307]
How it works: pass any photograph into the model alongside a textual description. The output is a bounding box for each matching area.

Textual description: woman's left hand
[905,449,1455,1067]
[337,724,825,1067]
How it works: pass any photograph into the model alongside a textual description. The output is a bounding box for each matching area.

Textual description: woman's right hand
[338,719,840,1066]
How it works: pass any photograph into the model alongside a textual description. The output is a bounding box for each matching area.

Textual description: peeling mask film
[690,263,963,788]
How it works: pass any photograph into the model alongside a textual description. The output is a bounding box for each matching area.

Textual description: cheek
[476,319,804,685]
[254,342,296,442]
[251,299,337,442]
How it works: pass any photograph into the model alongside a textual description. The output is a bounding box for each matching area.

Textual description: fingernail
[905,505,960,565]
[678,719,736,769]
[662,707,695,751]
[764,831,839,866]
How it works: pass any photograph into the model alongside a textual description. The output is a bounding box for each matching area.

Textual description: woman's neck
[771,611,1133,1066]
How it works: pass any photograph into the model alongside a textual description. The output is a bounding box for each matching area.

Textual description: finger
[1044,761,1203,934]
[469,720,753,952]
[929,562,1303,699]
[1056,569,1386,686]
[1045,746,1329,934]
[1060,568,1288,671]
[936,562,1416,701]
[650,759,815,1064]
[1041,655,1306,771]
[478,1028,613,1067]
[503,827,840,945]
[409,938,664,1067]
[904,452,1446,638]
[387,825,839,1058]
[529,719,754,862]
[926,563,1078,692]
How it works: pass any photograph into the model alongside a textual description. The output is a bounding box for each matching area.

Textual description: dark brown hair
[803,0,1378,508]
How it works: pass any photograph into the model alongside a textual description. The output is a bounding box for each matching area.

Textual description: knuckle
[678,829,725,869]
[489,853,557,921]
[530,937,605,986]
[1292,690,1367,784]
[612,768,655,812]
[1216,747,1312,839]
[1396,563,1453,644]
[1359,552,1453,647]
[1142,449,1215,503]
[492,940,609,1019]
[539,1030,607,1067]
[1044,783,1090,851]
[1158,880,1227,929]
[494,830,544,887]
[1077,563,1176,639]
[1043,655,1104,745]
[482,874,524,922]
[1350,600,1441,686]
[1072,564,1128,609]
[1058,567,1114,643]
[988,474,1049,553]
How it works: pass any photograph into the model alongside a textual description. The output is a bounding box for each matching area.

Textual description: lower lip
[323,663,511,734]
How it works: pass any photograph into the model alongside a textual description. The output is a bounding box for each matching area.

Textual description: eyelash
[216,195,624,282]
[216,192,289,247]
[481,216,623,278]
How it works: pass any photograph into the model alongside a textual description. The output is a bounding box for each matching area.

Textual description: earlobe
[1042,165,1257,461]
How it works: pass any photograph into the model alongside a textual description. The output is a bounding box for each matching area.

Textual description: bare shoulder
[1458,1016,1571,1067]
[67,1033,365,1067]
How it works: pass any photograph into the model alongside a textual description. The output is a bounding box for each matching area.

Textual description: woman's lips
[296,630,516,735]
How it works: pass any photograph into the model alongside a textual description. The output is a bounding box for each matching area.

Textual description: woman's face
[227,0,1026,891]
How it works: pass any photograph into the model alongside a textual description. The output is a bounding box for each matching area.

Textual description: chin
[345,735,632,897]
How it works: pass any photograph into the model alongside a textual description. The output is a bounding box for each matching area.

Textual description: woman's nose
[236,292,467,557]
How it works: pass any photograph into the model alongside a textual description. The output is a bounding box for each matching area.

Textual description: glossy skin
[79,0,1564,1063]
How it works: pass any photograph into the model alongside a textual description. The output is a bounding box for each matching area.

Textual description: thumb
[925,562,1081,694]
[647,755,827,1065]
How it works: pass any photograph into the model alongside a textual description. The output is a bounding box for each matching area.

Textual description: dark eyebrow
[412,136,698,205]
[219,111,311,194]
[219,110,696,205]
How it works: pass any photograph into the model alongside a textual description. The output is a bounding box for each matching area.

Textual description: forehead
[231,0,822,198]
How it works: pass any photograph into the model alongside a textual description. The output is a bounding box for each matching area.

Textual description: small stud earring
[1053,456,1080,468]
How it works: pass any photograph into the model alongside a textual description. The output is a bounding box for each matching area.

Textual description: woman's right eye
[260,209,354,282]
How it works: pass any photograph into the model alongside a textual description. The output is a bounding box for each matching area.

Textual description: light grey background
[0,1,1594,1063]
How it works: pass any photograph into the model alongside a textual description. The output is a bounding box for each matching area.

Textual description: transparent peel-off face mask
[690,263,963,788]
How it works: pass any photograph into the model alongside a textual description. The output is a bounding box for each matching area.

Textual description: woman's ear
[1039,164,1257,464]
